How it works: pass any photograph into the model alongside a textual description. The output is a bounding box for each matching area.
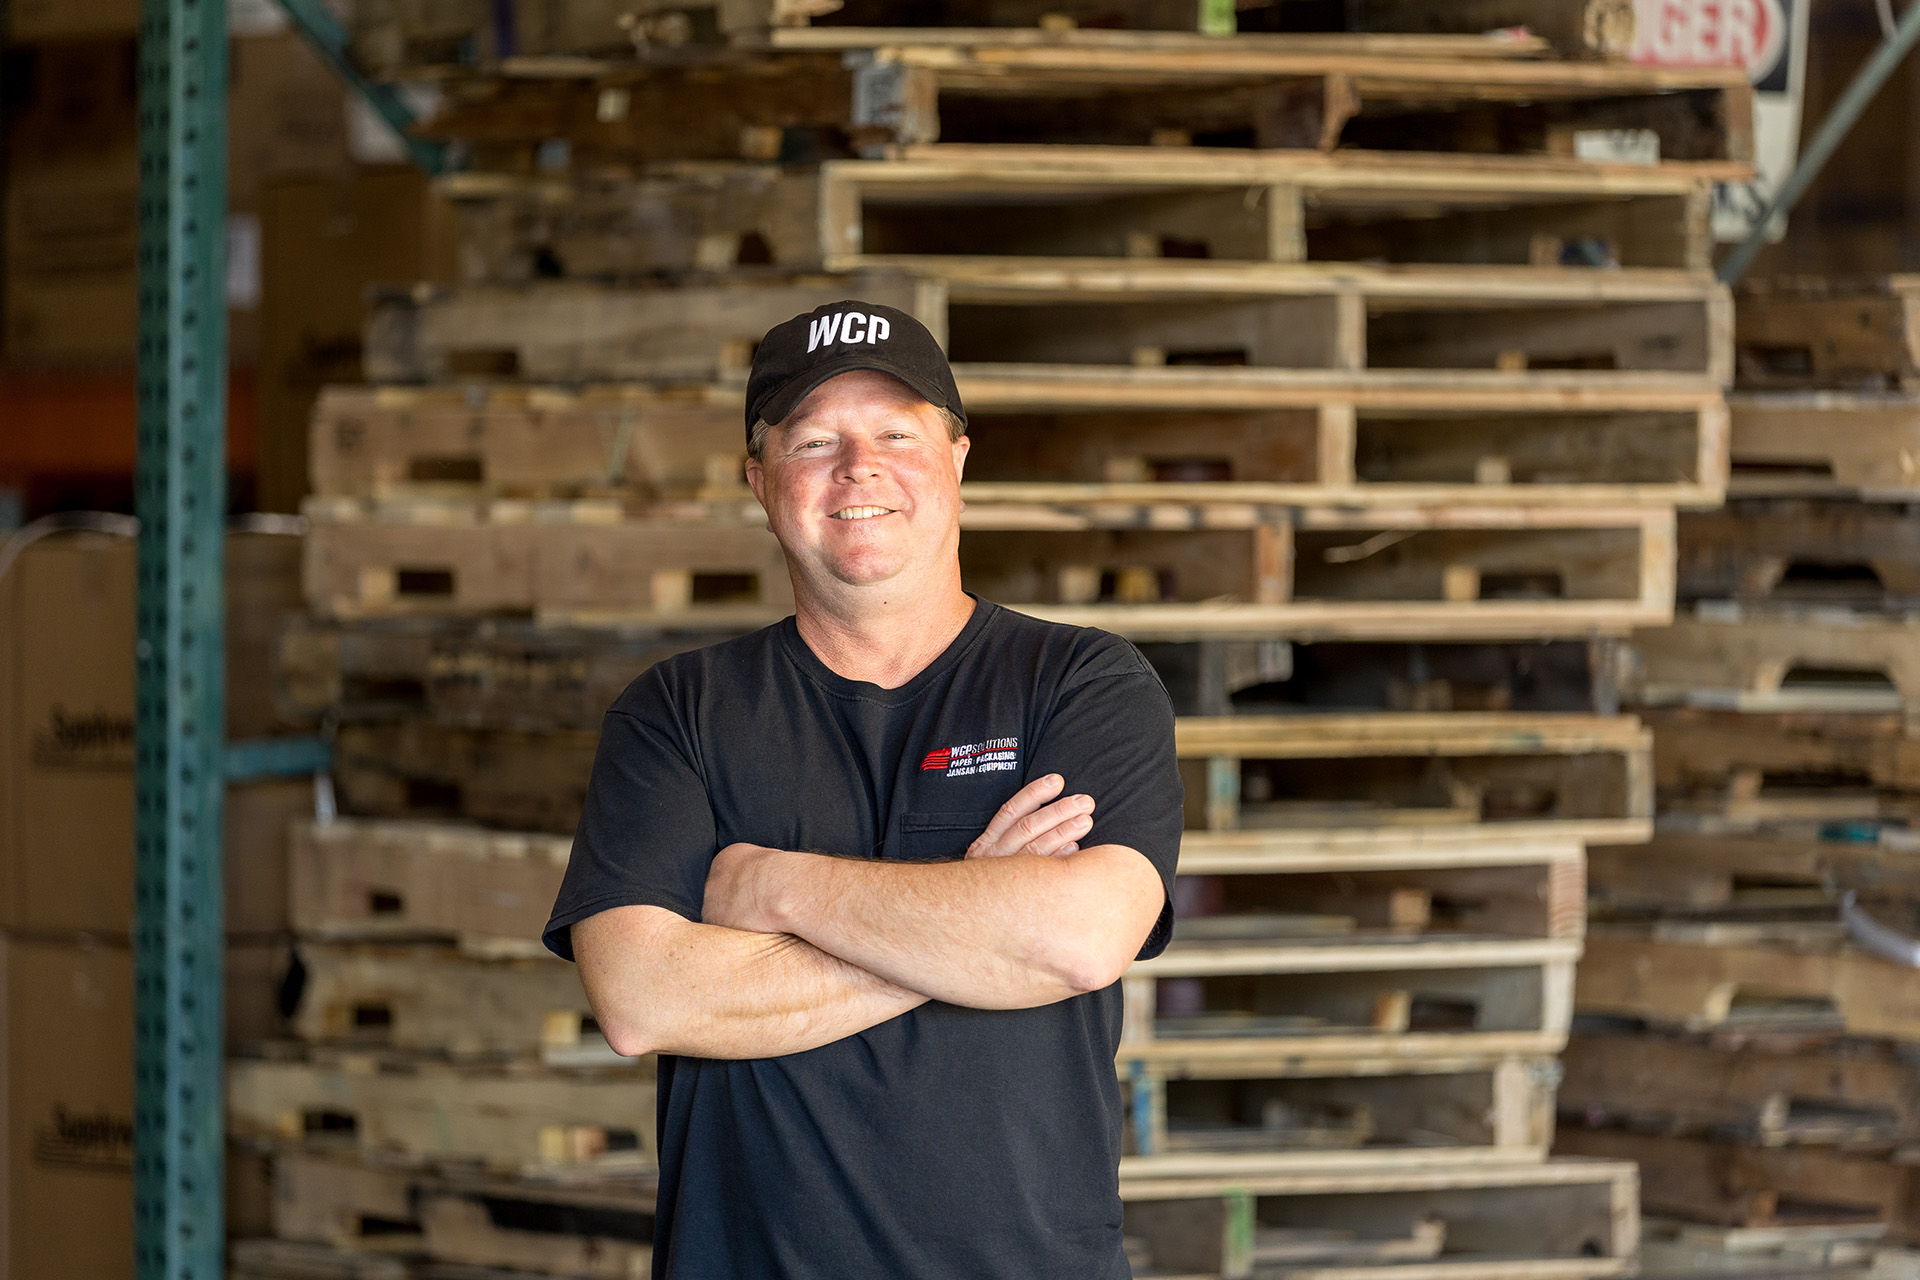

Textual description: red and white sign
[1631,0,1787,75]
[1630,0,1808,240]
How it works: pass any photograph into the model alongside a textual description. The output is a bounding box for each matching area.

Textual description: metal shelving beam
[273,0,448,174]
[133,0,230,1276]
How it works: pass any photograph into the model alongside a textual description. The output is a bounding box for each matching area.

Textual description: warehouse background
[8,0,1920,1276]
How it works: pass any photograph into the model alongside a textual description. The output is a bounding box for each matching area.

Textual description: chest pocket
[890,810,998,862]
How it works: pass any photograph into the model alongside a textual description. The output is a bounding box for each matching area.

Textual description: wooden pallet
[1120,1155,1638,1279]
[443,150,1732,281]
[266,1150,656,1278]
[1731,393,1920,499]
[413,41,1749,165]
[1122,930,1580,1067]
[1586,827,1920,918]
[279,615,1614,727]
[1555,1127,1920,1241]
[1649,708,1920,826]
[1561,1030,1920,1148]
[1177,712,1652,835]
[1576,929,1920,1039]
[290,943,604,1061]
[1633,607,1920,723]
[227,1049,656,1173]
[1636,1217,1891,1279]
[1680,500,1920,606]
[328,711,1650,836]
[316,371,1730,509]
[304,499,1678,640]
[276,614,733,730]
[1123,1053,1558,1166]
[348,3,1631,72]
[364,266,1735,390]
[1736,278,1920,392]
[295,814,1632,954]
[291,819,573,950]
[230,1239,412,1280]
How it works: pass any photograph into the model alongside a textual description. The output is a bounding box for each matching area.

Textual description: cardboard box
[0,934,292,1280]
[2,148,140,365]
[1,35,354,366]
[1,40,141,365]
[5,0,139,41]
[258,167,458,510]
[0,534,314,934]
[228,531,311,741]
[227,33,355,216]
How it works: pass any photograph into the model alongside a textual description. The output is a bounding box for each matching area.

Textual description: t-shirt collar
[777,593,997,705]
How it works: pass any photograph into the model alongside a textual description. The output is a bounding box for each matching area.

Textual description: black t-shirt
[543,597,1183,1280]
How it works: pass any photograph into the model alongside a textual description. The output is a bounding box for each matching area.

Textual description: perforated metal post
[133,0,228,1275]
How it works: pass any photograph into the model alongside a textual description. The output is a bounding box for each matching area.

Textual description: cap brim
[754,354,964,432]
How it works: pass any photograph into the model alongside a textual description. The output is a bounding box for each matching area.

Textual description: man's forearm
[740,845,1164,1010]
[573,905,926,1059]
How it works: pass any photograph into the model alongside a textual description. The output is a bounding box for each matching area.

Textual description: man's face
[744,370,970,594]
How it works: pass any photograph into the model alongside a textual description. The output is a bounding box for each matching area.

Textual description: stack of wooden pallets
[1554,280,1920,1279]
[231,2,1761,1275]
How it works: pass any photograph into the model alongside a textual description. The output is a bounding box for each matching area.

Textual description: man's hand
[703,842,794,934]
[966,773,1095,860]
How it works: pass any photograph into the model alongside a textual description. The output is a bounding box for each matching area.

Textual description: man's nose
[835,437,883,479]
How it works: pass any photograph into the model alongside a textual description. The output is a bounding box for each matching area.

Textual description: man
[543,300,1183,1279]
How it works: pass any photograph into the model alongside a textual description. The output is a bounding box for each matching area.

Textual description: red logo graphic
[919,738,1021,777]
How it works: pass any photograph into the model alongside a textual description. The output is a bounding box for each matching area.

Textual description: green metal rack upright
[133,0,229,1275]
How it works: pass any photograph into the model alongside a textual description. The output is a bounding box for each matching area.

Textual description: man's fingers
[974,773,1065,847]
[1008,795,1093,849]
[1020,814,1093,858]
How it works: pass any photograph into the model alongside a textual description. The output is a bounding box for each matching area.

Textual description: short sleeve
[542,676,719,961]
[1024,646,1184,961]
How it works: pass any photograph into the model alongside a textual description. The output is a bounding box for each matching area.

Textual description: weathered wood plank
[1577,929,1920,1039]
[1554,1127,1920,1241]
[1561,1029,1920,1147]
[1679,499,1920,606]
[226,1050,657,1173]
[1736,277,1920,391]
[1730,393,1920,498]
[1633,607,1920,724]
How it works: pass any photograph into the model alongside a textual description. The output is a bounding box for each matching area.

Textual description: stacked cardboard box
[0,531,312,1279]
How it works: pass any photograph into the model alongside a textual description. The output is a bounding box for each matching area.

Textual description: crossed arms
[572,774,1166,1060]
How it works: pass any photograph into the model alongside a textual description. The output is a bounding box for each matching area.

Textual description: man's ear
[951,434,970,484]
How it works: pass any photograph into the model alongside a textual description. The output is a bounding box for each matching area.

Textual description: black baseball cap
[745,300,966,442]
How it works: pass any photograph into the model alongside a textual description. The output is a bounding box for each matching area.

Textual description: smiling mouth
[829,506,895,520]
